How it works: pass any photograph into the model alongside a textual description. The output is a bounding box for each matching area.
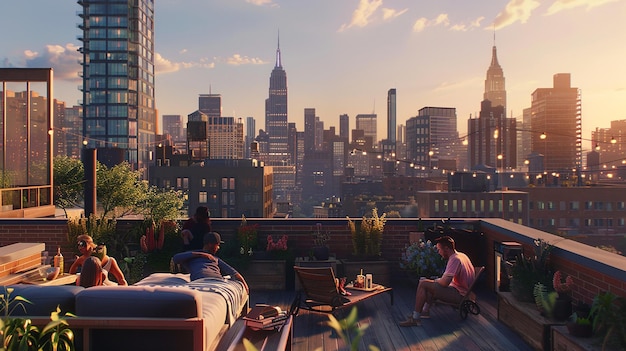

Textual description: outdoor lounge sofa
[3,273,248,351]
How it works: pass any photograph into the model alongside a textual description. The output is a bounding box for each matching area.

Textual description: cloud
[382,7,408,20]
[245,0,277,6]
[545,0,619,16]
[413,13,483,33]
[20,44,82,81]
[450,16,485,32]
[493,0,540,30]
[412,18,428,32]
[225,54,266,66]
[155,53,215,74]
[338,0,383,32]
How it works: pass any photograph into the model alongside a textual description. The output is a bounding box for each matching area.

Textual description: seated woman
[93,243,127,286]
[69,234,96,274]
[78,256,105,288]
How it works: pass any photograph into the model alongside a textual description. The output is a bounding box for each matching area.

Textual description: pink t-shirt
[442,251,475,296]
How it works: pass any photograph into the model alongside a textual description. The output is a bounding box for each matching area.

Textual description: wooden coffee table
[215,315,293,351]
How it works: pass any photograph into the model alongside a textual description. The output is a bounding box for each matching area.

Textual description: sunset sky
[2,0,625,150]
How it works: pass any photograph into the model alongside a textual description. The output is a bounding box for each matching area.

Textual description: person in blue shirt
[173,231,249,294]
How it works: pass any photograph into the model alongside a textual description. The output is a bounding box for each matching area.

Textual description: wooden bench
[215,315,293,351]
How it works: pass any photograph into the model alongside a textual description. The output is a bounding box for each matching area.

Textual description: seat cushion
[4,285,84,316]
[75,285,202,319]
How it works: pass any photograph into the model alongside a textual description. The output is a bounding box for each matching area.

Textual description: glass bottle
[53,247,64,274]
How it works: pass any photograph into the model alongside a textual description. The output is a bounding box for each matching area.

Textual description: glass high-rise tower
[78,0,156,172]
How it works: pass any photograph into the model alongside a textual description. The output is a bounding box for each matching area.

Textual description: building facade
[78,0,156,172]
[530,73,582,172]
[406,107,458,176]
[149,159,273,218]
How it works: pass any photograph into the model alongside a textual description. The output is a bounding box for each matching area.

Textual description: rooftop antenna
[372,99,376,114]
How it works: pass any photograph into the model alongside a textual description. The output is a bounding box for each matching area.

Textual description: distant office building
[245,117,256,159]
[78,0,156,172]
[339,114,349,141]
[287,122,298,166]
[264,36,289,166]
[530,73,581,171]
[0,68,55,218]
[518,108,532,169]
[52,99,67,157]
[304,108,316,154]
[355,114,377,146]
[163,115,185,143]
[186,111,243,160]
[468,100,517,170]
[592,119,626,169]
[406,107,458,176]
[416,190,528,225]
[64,105,83,159]
[149,159,273,218]
[387,89,397,144]
[198,93,221,118]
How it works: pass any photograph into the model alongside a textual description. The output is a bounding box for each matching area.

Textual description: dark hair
[195,206,210,220]
[435,236,456,250]
[80,256,104,288]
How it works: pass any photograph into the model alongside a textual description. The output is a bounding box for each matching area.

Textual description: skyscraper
[304,108,316,154]
[264,35,288,166]
[339,114,349,141]
[199,93,221,118]
[530,73,581,171]
[468,42,515,171]
[245,116,256,159]
[355,114,377,148]
[78,0,156,172]
[484,44,506,109]
[387,89,397,143]
[406,107,458,175]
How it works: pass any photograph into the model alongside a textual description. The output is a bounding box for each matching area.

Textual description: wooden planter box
[551,325,606,351]
[244,260,286,291]
[498,291,564,351]
[341,259,391,287]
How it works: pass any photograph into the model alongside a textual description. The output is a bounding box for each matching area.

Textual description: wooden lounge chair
[434,266,485,320]
[293,266,393,314]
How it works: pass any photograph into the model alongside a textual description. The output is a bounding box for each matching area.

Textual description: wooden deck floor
[248,282,535,351]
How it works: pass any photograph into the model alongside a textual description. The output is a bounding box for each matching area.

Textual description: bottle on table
[53,247,64,274]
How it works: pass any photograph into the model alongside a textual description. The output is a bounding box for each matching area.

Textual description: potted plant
[552,271,574,321]
[344,209,391,286]
[567,311,593,338]
[533,282,557,318]
[509,239,554,303]
[399,239,446,284]
[311,223,331,261]
[590,291,626,349]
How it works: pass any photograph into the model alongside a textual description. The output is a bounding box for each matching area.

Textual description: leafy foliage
[533,282,558,318]
[0,288,75,351]
[590,291,626,349]
[53,156,85,216]
[96,161,147,219]
[347,208,387,258]
[510,239,554,303]
[139,186,184,224]
[400,239,446,279]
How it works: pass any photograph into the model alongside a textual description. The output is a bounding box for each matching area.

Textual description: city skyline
[2,0,625,151]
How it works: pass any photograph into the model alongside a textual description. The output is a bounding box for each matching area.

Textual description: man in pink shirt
[400,235,475,327]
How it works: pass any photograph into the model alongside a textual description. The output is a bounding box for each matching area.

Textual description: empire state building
[264,36,288,166]
[484,45,506,109]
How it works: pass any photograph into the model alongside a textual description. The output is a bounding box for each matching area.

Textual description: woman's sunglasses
[77,240,87,248]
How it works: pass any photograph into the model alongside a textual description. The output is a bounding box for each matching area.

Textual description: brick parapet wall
[1,217,624,305]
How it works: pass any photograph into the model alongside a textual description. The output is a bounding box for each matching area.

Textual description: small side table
[22,273,77,286]
[216,315,293,351]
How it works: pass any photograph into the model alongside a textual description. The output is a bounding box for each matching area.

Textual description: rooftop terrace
[1,217,624,350]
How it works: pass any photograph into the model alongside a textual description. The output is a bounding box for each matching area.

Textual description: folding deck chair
[433,266,485,320]
[292,266,393,315]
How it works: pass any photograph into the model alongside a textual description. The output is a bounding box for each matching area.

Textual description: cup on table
[356,274,365,288]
